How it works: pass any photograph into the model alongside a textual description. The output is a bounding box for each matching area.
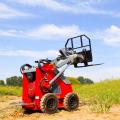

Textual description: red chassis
[22,64,73,111]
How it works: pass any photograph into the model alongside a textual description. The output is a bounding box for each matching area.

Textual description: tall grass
[72,79,120,112]
[0,85,21,96]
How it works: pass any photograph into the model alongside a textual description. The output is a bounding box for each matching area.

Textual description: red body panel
[22,64,73,110]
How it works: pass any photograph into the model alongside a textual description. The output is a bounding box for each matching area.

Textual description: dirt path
[0,96,21,119]
[0,97,120,120]
[0,96,20,111]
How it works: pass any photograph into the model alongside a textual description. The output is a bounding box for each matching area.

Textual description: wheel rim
[46,97,57,111]
[68,95,79,109]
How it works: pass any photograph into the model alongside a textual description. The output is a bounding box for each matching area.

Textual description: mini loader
[20,35,100,113]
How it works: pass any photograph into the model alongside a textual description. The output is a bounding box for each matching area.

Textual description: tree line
[0,76,22,86]
[0,75,94,86]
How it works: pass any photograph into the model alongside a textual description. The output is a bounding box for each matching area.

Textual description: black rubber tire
[64,92,79,111]
[40,93,58,114]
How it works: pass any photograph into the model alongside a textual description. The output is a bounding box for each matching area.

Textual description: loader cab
[65,35,93,67]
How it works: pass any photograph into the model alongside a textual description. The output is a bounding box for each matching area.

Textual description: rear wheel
[64,93,79,111]
[40,93,58,114]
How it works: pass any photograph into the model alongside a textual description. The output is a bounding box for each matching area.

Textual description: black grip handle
[35,61,38,63]
[20,64,32,74]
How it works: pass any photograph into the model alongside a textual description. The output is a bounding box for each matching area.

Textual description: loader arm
[49,35,102,85]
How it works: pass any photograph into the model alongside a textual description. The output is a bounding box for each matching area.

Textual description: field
[0,85,21,96]
[0,79,120,120]
[72,79,120,112]
[0,79,120,112]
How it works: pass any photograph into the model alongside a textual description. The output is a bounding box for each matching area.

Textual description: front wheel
[63,93,79,111]
[40,93,58,114]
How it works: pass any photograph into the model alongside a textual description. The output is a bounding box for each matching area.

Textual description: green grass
[0,79,120,113]
[71,79,120,112]
[0,85,21,96]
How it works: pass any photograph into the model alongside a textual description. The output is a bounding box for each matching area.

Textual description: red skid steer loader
[20,35,100,113]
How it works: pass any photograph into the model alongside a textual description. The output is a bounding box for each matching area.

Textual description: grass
[0,85,21,96]
[0,79,120,113]
[71,79,120,112]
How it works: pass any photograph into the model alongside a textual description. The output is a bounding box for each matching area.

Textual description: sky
[0,0,120,82]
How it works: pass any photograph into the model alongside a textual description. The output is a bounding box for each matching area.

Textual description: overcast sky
[0,0,120,82]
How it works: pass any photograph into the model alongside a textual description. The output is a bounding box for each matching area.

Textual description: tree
[6,76,22,86]
[67,77,80,84]
[83,78,94,84]
[0,80,5,85]
[77,76,94,84]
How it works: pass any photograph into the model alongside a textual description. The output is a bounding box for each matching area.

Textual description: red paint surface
[22,64,73,110]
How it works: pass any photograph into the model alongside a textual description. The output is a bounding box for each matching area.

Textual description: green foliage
[67,77,80,84]
[67,76,94,84]
[77,76,94,84]
[73,79,120,112]
[6,76,22,86]
[0,80,5,85]
[0,85,21,96]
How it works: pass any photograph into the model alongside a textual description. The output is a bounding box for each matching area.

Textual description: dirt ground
[0,96,120,120]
